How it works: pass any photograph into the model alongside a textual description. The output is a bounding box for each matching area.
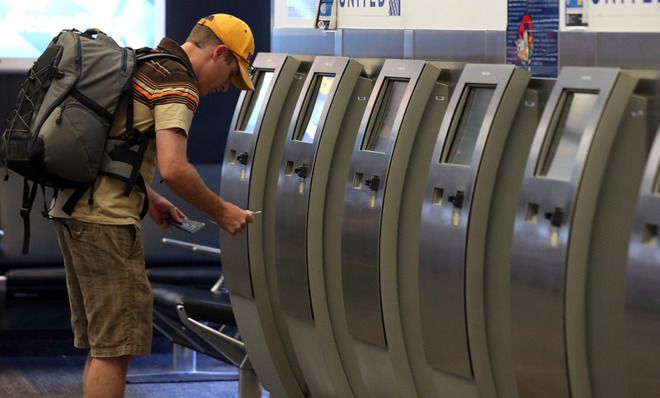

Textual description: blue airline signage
[338,0,401,16]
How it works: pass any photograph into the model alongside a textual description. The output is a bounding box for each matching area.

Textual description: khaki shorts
[53,219,152,357]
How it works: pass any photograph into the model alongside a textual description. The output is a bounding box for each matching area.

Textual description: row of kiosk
[218,54,660,398]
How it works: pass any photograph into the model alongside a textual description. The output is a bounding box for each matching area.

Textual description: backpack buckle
[19,207,30,219]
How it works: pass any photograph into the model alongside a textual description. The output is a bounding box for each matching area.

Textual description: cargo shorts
[53,219,153,357]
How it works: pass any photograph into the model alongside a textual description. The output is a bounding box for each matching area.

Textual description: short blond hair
[186,24,222,48]
[186,24,236,62]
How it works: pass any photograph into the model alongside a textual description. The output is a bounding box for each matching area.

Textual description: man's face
[197,45,240,96]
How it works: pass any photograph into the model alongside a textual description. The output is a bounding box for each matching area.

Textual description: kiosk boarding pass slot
[419,64,530,379]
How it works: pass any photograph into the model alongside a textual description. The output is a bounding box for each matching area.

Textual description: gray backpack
[0,28,189,252]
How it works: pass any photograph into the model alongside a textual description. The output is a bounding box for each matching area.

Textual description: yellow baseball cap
[197,14,255,91]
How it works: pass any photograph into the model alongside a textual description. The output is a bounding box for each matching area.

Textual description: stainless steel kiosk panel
[625,124,660,398]
[510,67,641,398]
[586,72,658,398]
[341,59,452,398]
[418,64,528,380]
[274,56,377,398]
[398,74,553,398]
[220,53,310,398]
[413,64,546,398]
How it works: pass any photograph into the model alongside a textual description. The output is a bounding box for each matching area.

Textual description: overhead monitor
[442,85,496,165]
[0,0,165,72]
[362,79,409,153]
[237,71,274,133]
[535,91,599,181]
[293,74,335,143]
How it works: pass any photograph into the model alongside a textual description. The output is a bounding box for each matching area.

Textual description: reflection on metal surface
[535,91,599,181]
[237,72,275,134]
[362,79,410,153]
[443,85,495,165]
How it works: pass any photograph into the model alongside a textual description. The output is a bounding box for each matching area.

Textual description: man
[49,14,255,398]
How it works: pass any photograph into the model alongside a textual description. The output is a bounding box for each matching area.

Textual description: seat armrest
[161,238,221,260]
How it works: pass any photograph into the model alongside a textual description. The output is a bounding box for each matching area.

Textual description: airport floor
[0,298,266,398]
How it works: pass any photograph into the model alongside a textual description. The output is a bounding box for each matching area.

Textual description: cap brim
[231,59,255,91]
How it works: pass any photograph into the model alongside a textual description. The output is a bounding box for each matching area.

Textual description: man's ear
[212,44,229,60]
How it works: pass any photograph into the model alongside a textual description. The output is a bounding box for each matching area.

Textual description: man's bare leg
[83,355,131,398]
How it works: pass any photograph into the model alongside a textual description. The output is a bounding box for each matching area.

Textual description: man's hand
[155,128,253,235]
[216,200,254,235]
[147,188,187,229]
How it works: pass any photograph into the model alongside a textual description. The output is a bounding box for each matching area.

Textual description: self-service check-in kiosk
[625,124,660,398]
[273,56,380,398]
[585,73,659,398]
[340,59,460,398]
[220,53,312,398]
[409,64,553,398]
[510,67,650,398]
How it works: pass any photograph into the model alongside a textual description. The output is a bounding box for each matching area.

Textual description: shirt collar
[155,37,197,80]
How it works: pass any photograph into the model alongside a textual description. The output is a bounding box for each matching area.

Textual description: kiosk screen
[363,79,409,153]
[237,71,274,133]
[537,91,598,181]
[443,85,495,165]
[294,75,335,143]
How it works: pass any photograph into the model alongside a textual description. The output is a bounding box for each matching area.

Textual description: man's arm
[155,128,253,235]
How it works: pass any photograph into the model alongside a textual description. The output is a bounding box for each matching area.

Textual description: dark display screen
[294,75,335,143]
[237,71,274,133]
[362,79,409,153]
[443,85,496,165]
[537,91,599,181]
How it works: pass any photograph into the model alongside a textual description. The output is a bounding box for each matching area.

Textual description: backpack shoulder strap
[134,48,193,75]
[20,179,39,254]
